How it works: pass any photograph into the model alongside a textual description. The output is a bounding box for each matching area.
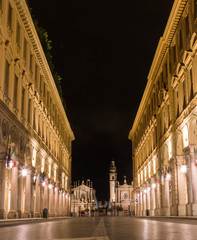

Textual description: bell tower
[109,160,117,204]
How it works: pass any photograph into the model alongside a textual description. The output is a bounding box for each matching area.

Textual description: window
[195,0,197,20]
[40,76,43,98]
[13,75,18,107]
[33,107,36,130]
[179,31,183,50]
[8,3,13,30]
[23,38,27,61]
[21,88,25,116]
[35,64,38,89]
[177,91,179,116]
[38,114,41,136]
[173,45,177,64]
[185,16,189,36]
[183,79,186,108]
[16,22,21,46]
[190,68,194,99]
[4,60,10,96]
[29,54,33,72]
[28,98,31,123]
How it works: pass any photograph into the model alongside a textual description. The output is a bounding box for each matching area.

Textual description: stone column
[150,180,156,216]
[34,181,41,217]
[49,188,54,217]
[189,146,197,215]
[155,181,161,216]
[17,165,23,218]
[55,188,59,216]
[163,179,170,216]
[62,193,65,216]
[23,169,31,218]
[43,184,48,209]
[139,188,143,216]
[177,156,187,216]
[170,157,178,216]
[0,154,6,219]
[7,162,18,218]
[59,192,62,216]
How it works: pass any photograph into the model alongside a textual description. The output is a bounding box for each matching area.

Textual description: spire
[124,175,127,184]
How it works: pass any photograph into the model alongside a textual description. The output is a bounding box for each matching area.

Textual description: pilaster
[0,154,6,219]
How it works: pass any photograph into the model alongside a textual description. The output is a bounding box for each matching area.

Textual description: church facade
[0,0,74,218]
[129,0,197,216]
[109,161,134,216]
[71,180,96,217]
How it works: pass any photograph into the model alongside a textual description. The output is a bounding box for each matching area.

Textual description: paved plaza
[1,217,197,240]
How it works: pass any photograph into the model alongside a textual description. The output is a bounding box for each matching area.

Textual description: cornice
[14,0,75,141]
[129,0,188,140]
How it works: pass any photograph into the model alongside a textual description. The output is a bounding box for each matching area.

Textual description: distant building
[71,179,96,217]
[109,161,134,216]
[0,0,74,219]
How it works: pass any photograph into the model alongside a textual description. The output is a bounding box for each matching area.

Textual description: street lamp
[22,168,27,177]
[181,165,187,174]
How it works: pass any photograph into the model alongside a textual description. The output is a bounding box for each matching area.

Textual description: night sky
[29,0,174,201]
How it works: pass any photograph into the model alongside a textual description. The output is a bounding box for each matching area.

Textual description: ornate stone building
[109,161,134,216]
[129,0,197,216]
[0,0,74,219]
[71,179,96,217]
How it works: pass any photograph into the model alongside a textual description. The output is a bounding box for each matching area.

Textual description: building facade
[71,179,96,217]
[0,0,74,219]
[109,161,134,216]
[129,0,197,216]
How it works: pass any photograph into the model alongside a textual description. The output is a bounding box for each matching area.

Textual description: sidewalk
[0,216,72,227]
[136,215,197,220]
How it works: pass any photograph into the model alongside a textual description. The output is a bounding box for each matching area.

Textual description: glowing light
[183,125,189,147]
[152,183,156,189]
[147,187,150,191]
[22,168,27,177]
[181,165,187,174]
[144,189,147,194]
[33,175,37,182]
[42,181,45,187]
[166,173,171,180]
[10,161,13,169]
[48,184,52,190]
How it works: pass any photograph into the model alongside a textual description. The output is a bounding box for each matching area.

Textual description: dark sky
[29,0,174,201]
